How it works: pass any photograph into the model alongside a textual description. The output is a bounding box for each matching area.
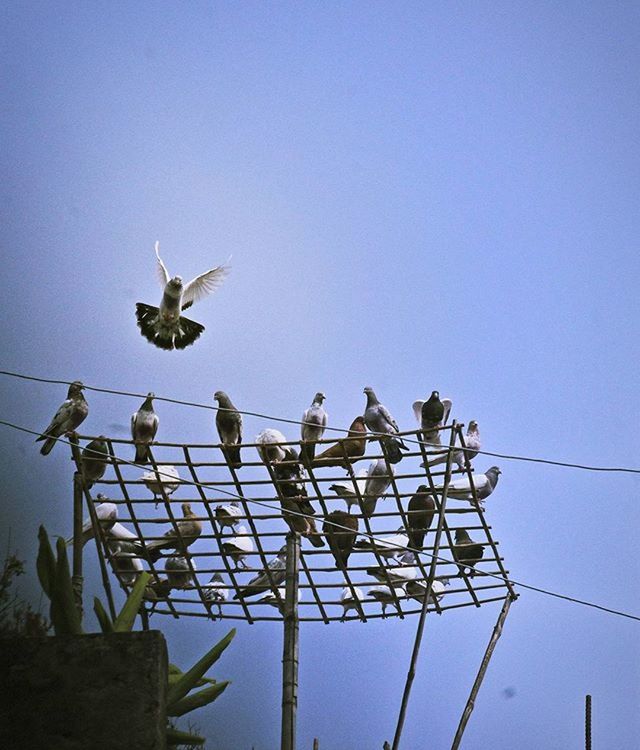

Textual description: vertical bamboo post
[450,595,513,749]
[585,695,592,750]
[72,471,84,621]
[281,532,300,750]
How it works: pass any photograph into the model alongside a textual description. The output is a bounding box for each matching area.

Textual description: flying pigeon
[412,392,452,445]
[323,510,358,568]
[36,381,89,455]
[360,458,394,517]
[221,525,254,569]
[367,551,417,586]
[214,391,242,469]
[255,428,288,464]
[144,502,202,562]
[446,466,501,508]
[165,555,195,589]
[368,584,406,617]
[80,437,110,488]
[340,586,366,621]
[452,528,485,577]
[355,527,408,559]
[141,464,181,507]
[406,577,450,606]
[131,393,159,464]
[233,545,287,599]
[328,469,368,513]
[280,497,324,547]
[66,496,117,546]
[313,416,367,468]
[406,487,436,549]
[135,241,230,350]
[202,572,228,618]
[422,420,482,471]
[300,392,328,462]
[215,500,242,528]
[107,539,143,586]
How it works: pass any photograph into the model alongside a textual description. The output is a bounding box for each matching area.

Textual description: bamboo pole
[72,471,84,620]
[585,695,592,750]
[281,532,300,750]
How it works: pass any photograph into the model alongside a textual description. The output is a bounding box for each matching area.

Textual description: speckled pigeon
[36,381,88,455]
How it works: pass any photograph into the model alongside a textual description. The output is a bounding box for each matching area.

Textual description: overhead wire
[1,417,639,623]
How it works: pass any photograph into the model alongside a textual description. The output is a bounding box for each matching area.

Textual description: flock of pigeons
[39,380,502,620]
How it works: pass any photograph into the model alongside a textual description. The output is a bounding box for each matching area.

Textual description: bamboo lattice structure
[71,422,515,624]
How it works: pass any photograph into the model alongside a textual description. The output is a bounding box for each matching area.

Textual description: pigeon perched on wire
[360,458,394,517]
[131,393,159,464]
[300,392,328,463]
[202,572,228,618]
[215,500,242,528]
[355,527,408,559]
[136,241,230,350]
[144,502,202,562]
[323,510,358,568]
[36,381,89,455]
[368,584,406,617]
[165,555,195,589]
[363,387,408,458]
[328,469,368,513]
[233,545,287,599]
[66,496,117,546]
[452,529,485,577]
[406,487,436,550]
[221,525,254,569]
[80,437,110,488]
[255,428,288,464]
[446,466,501,508]
[340,586,366,621]
[313,416,367,468]
[214,391,242,469]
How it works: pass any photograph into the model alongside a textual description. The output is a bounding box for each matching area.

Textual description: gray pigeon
[80,436,110,488]
[36,381,88,455]
[202,572,228,618]
[136,241,230,350]
[233,545,287,599]
[214,391,242,469]
[361,458,394,517]
[131,393,159,464]
[300,392,328,462]
[107,540,143,586]
[447,466,501,507]
[422,420,481,470]
[165,555,194,589]
[363,387,407,445]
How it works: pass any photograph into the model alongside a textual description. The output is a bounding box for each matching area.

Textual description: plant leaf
[55,536,82,635]
[113,572,151,632]
[36,526,56,600]
[166,727,205,746]
[167,628,235,707]
[167,681,230,717]
[93,597,113,633]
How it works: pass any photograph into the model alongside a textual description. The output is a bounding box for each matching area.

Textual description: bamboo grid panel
[72,423,515,623]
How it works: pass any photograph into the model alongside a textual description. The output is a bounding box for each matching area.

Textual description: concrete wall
[0,630,167,750]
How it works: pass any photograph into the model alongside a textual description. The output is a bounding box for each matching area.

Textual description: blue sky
[1,2,639,748]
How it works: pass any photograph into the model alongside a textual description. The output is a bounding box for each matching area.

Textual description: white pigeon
[221,525,254,569]
[215,500,242,528]
[422,420,481,470]
[406,577,450,607]
[136,241,230,350]
[366,551,417,586]
[258,586,300,615]
[141,465,181,505]
[202,572,228,618]
[361,458,394,517]
[233,545,287,599]
[131,393,159,464]
[368,584,406,617]
[107,540,143,585]
[36,381,89,455]
[328,469,368,513]
[108,522,140,543]
[300,392,328,462]
[165,555,195,589]
[340,586,366,621]
[355,527,409,560]
[444,466,501,507]
[255,429,289,463]
[66,497,118,546]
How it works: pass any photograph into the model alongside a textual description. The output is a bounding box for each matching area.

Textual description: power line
[2,417,639,624]
[2,369,640,475]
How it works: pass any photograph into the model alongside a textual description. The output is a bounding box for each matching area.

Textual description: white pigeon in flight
[136,241,230,350]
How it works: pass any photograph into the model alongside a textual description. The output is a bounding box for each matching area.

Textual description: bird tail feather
[135,444,150,464]
[39,436,56,455]
[135,303,205,351]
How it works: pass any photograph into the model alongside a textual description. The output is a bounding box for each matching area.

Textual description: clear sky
[1,2,639,748]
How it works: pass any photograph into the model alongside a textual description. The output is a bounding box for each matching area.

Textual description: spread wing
[412,400,425,425]
[155,242,171,287]
[182,259,231,310]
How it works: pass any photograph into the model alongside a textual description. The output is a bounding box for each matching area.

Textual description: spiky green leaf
[113,572,151,632]
[54,537,82,635]
[166,727,205,746]
[36,526,56,600]
[93,597,113,633]
[168,681,230,717]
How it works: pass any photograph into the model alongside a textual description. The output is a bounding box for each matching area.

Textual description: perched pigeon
[135,241,230,350]
[280,497,324,547]
[361,458,394,517]
[368,584,406,617]
[300,392,328,462]
[323,510,358,568]
[80,437,110,488]
[407,487,436,549]
[363,387,408,455]
[215,500,242,528]
[221,525,254,569]
[313,416,367,468]
[340,586,366,621]
[367,551,417,586]
[66,496,117,546]
[165,555,195,589]
[107,522,140,544]
[412,392,452,445]
[141,464,181,506]
[452,529,485,577]
[233,545,287,599]
[202,572,228,618]
[272,448,308,499]
[328,469,368,513]
[422,420,482,471]
[255,428,288,464]
[214,391,242,469]
[144,502,202,562]
[355,527,408,560]
[36,381,89,455]
[406,577,450,606]
[258,586,298,615]
[446,466,501,507]
[107,540,143,586]
[143,575,173,605]
[131,393,159,464]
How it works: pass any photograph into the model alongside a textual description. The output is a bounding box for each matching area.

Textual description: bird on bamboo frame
[312,416,367,468]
